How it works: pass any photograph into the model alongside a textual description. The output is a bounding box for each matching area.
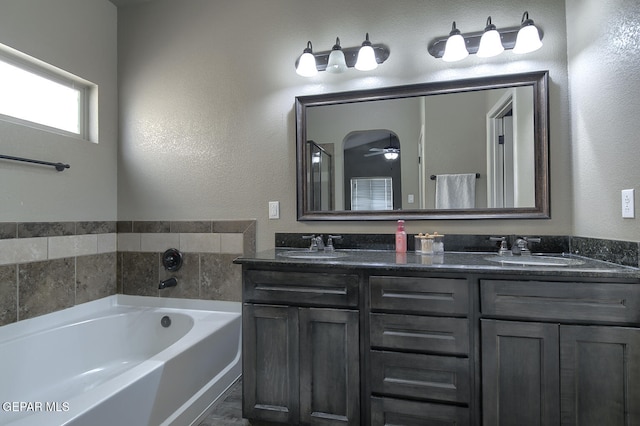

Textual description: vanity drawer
[370,350,470,404]
[369,276,469,315]
[244,269,359,308]
[481,279,640,324]
[370,313,469,355]
[371,396,469,426]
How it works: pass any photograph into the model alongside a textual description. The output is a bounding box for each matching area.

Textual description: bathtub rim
[0,294,241,343]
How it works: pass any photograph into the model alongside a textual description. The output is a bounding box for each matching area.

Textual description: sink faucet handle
[524,236,541,243]
[325,235,342,252]
[489,236,511,256]
[302,234,318,251]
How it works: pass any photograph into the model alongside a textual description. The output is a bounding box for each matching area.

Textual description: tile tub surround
[116,220,256,302]
[0,220,255,326]
[275,233,640,268]
[0,221,118,326]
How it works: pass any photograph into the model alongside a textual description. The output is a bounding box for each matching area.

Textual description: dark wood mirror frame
[295,71,549,221]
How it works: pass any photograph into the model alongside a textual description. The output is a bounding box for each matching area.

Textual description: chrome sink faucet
[302,234,342,251]
[512,237,541,256]
[302,234,324,251]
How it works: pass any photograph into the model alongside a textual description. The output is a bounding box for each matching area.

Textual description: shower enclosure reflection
[307,141,333,211]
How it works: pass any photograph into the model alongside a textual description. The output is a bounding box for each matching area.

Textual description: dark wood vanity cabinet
[242,268,361,425]
[367,275,474,425]
[240,259,640,426]
[481,279,640,426]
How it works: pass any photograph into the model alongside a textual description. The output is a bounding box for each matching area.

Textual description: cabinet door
[560,325,640,426]
[299,308,360,425]
[243,304,299,424]
[481,319,560,426]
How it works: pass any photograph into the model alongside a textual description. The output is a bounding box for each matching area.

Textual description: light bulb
[296,41,317,77]
[384,151,399,160]
[355,33,378,71]
[513,12,543,54]
[326,38,347,73]
[442,22,468,62]
[477,17,504,58]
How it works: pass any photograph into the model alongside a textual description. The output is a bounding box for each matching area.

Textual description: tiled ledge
[0,220,257,265]
[0,234,117,266]
[0,221,117,239]
[117,220,256,257]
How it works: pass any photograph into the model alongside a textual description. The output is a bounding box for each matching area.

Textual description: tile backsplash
[116,220,255,301]
[0,220,256,326]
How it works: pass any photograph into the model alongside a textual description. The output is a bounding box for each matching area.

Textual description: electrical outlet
[407,194,415,204]
[268,201,280,219]
[622,189,635,218]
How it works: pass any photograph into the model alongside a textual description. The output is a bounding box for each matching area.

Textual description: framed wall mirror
[295,71,549,221]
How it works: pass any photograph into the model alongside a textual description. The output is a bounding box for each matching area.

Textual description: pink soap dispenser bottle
[395,220,407,253]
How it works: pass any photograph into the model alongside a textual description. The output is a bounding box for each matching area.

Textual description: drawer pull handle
[497,294,626,308]
[384,377,457,390]
[255,284,347,295]
[383,329,456,341]
[382,290,454,301]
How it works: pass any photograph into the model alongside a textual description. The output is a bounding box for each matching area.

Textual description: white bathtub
[0,295,241,426]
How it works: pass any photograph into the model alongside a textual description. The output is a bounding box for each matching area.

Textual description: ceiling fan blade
[364,151,384,157]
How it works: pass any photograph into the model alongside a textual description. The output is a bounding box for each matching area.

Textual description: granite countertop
[234,249,640,279]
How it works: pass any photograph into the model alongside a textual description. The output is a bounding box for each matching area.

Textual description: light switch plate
[622,189,635,218]
[269,201,280,219]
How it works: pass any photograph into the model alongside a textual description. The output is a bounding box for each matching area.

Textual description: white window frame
[0,44,96,142]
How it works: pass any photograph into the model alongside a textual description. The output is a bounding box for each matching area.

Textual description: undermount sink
[485,255,585,267]
[277,250,349,259]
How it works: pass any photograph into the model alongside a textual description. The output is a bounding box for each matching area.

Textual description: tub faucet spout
[159,277,178,289]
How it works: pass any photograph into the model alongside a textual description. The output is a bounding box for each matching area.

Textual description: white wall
[566,0,640,242]
[118,0,570,251]
[0,0,118,221]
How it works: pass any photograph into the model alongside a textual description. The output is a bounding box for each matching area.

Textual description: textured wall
[0,0,118,222]
[117,0,571,251]
[566,0,640,241]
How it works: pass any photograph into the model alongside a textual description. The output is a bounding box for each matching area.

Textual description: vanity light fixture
[428,11,543,61]
[513,11,543,54]
[354,33,378,71]
[477,17,504,58]
[294,34,390,77]
[326,38,348,73]
[295,41,318,77]
[442,22,469,62]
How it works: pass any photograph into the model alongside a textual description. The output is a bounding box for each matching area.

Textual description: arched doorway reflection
[343,130,402,210]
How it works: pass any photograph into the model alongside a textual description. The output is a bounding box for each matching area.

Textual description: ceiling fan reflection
[364,146,400,160]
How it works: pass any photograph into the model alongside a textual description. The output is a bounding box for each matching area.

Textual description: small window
[0,46,94,140]
[351,177,393,210]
